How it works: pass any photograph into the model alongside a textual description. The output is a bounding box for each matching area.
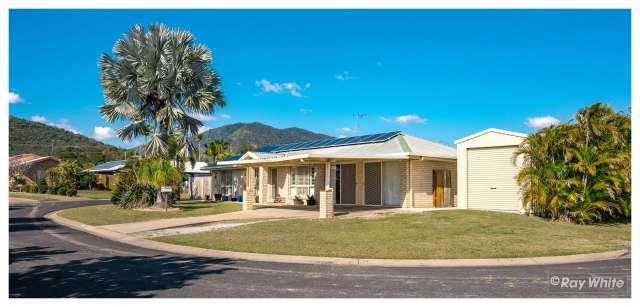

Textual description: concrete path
[99,208,320,234]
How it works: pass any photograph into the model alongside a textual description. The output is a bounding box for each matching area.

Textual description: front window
[290,166,315,197]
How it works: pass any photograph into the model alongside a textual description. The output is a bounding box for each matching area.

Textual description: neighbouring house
[204,131,459,217]
[9,154,60,184]
[182,161,212,200]
[455,128,527,213]
[85,160,126,190]
[84,160,212,198]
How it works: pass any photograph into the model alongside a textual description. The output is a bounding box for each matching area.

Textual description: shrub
[95,183,106,191]
[23,184,34,193]
[111,180,126,205]
[306,195,316,206]
[57,186,67,196]
[515,103,630,223]
[37,178,48,194]
[49,186,59,195]
[118,184,157,209]
[66,189,78,197]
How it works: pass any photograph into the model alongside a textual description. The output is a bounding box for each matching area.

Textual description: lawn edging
[47,209,630,267]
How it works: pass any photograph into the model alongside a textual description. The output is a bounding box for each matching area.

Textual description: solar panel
[269,131,401,153]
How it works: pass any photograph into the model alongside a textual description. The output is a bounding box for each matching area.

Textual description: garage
[455,128,527,213]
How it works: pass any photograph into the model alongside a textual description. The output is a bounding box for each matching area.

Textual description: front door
[340,164,356,204]
[433,169,445,207]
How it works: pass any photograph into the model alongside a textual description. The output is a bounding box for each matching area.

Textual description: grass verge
[9,192,59,201]
[153,210,630,259]
[57,201,256,226]
[77,190,113,199]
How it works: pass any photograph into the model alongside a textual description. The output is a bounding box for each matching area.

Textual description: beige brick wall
[411,160,457,208]
[313,164,326,201]
[355,161,364,205]
[276,166,289,199]
[400,160,411,208]
[258,166,268,203]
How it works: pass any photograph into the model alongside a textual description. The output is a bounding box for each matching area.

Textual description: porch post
[242,166,255,211]
[320,162,334,218]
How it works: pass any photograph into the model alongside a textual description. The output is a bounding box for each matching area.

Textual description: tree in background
[46,161,82,193]
[515,103,630,223]
[99,23,225,160]
[195,133,205,161]
[206,139,231,163]
[236,144,257,154]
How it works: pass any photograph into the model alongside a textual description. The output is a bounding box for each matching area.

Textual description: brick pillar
[243,190,255,211]
[243,166,256,211]
[355,161,364,205]
[320,189,334,218]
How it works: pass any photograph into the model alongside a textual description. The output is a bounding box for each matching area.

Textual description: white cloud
[93,126,115,141]
[198,126,210,134]
[338,135,348,138]
[189,112,230,121]
[31,115,47,123]
[339,127,354,133]
[255,79,309,97]
[9,91,23,104]
[525,116,560,129]
[299,108,312,114]
[31,115,81,134]
[335,71,354,81]
[381,114,427,124]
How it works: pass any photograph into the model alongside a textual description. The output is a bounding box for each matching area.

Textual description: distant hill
[9,116,125,164]
[199,122,333,153]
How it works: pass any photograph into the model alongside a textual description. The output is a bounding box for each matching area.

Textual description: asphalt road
[9,200,631,298]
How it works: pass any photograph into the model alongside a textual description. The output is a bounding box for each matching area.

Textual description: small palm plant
[136,159,183,209]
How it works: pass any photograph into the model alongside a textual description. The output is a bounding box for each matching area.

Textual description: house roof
[86,159,211,174]
[211,131,456,168]
[85,160,127,173]
[9,154,59,165]
[454,128,528,144]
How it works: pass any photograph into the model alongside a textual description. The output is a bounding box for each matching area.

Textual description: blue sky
[9,9,630,148]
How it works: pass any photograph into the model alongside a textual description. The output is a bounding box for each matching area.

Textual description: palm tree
[196,133,205,161]
[206,139,231,163]
[136,159,183,209]
[99,23,225,160]
[514,102,630,223]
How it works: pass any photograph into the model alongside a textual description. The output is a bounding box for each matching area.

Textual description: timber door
[433,169,445,207]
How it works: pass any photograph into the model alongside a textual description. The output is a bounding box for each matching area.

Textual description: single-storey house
[9,154,60,183]
[85,160,212,199]
[204,131,459,217]
[206,128,529,218]
[85,160,126,189]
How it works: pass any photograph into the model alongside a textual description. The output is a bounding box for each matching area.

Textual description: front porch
[209,155,457,218]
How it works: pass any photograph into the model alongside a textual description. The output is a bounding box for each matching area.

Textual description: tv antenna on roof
[354,113,367,135]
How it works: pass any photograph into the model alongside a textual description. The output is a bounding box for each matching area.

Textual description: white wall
[456,129,525,210]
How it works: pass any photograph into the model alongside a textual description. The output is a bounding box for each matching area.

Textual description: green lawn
[9,192,59,201]
[58,201,253,226]
[77,190,113,199]
[154,210,631,259]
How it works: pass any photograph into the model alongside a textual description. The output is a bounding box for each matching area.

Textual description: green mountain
[9,116,125,164]
[199,122,333,153]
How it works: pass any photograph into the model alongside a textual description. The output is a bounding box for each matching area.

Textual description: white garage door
[467,146,522,212]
